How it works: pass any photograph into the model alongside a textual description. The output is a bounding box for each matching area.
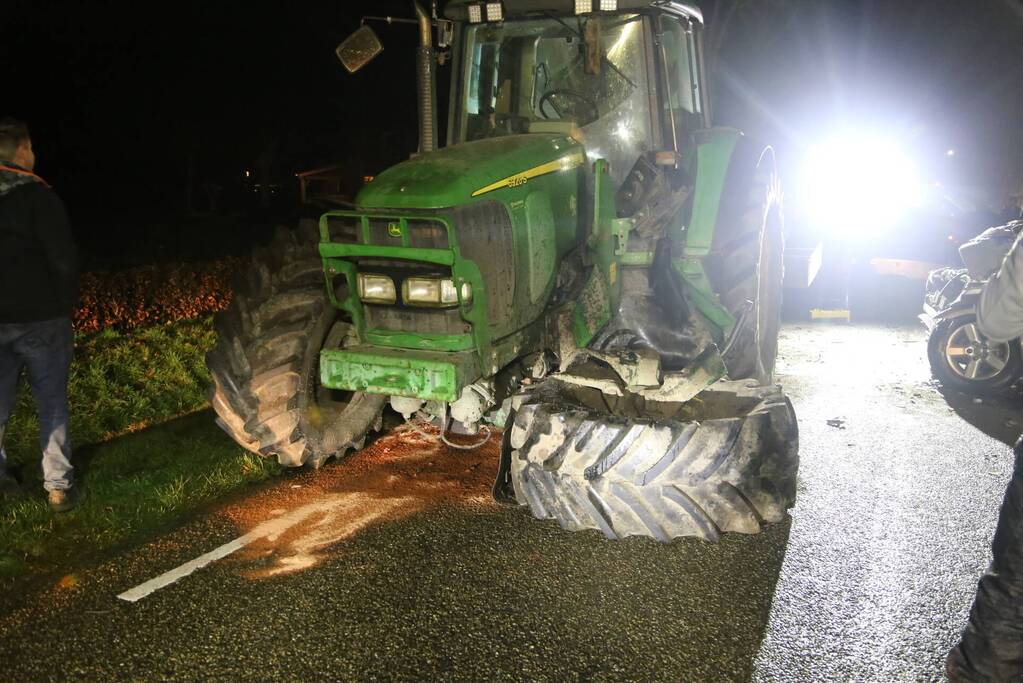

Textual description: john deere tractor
[207,0,799,542]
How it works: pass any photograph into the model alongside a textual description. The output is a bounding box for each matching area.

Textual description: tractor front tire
[206,221,385,468]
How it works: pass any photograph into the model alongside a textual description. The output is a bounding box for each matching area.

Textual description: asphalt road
[0,323,1017,682]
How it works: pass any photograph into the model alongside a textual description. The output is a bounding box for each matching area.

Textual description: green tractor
[207,0,799,542]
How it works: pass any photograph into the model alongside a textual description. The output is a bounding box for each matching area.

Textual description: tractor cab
[339,1,710,189]
[444,2,709,187]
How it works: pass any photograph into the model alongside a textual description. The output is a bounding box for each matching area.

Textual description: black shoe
[47,487,78,512]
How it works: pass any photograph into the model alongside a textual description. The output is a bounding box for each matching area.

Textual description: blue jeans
[0,317,74,491]
[949,442,1023,682]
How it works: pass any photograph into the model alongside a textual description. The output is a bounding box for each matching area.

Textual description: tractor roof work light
[485,2,504,22]
[575,0,617,14]
[467,3,483,23]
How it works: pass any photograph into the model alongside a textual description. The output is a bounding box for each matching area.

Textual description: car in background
[921,222,1023,394]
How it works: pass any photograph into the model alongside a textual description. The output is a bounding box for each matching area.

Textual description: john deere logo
[388,222,402,238]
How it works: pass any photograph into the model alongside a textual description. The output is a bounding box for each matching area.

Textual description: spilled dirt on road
[220,423,501,578]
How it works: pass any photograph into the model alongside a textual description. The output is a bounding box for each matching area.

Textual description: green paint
[612,218,634,256]
[619,252,654,266]
[319,346,481,403]
[673,129,744,337]
[319,242,455,266]
[570,158,617,346]
[571,266,612,348]
[685,129,742,256]
[366,329,475,352]
[524,192,557,303]
[680,268,736,332]
[357,134,583,209]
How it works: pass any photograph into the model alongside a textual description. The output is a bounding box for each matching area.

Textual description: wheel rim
[943,321,1011,381]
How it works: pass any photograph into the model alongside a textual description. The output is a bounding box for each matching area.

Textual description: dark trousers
[0,317,74,491]
[949,442,1023,682]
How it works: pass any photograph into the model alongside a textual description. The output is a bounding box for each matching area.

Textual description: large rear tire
[206,221,385,467]
[708,144,785,384]
[507,380,799,542]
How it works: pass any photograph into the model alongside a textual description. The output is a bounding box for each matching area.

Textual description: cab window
[657,15,703,141]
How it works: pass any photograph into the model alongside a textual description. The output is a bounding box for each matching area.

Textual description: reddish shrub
[73,258,241,333]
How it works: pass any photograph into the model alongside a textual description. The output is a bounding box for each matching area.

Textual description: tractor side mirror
[336,25,384,74]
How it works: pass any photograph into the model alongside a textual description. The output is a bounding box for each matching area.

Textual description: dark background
[3,0,1023,270]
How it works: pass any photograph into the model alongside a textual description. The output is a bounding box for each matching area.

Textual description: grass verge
[0,317,282,577]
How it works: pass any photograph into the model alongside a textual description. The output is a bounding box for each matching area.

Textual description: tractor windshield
[454,14,653,185]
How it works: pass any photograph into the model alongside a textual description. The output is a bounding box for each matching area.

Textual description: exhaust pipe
[413,2,437,154]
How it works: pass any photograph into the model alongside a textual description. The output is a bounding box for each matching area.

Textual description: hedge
[73,259,240,333]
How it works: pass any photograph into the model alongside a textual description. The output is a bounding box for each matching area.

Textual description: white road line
[116,530,261,602]
[116,499,340,602]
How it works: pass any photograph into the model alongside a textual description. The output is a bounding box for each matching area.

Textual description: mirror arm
[361,16,420,26]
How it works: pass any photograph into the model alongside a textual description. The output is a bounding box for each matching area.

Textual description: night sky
[3,1,1023,240]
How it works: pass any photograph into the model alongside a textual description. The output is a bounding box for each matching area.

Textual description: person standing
[946,229,1023,681]
[0,118,79,512]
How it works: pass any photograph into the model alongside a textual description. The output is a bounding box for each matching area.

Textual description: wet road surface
[0,323,1016,681]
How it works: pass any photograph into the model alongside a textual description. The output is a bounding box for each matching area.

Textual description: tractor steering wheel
[538,88,599,123]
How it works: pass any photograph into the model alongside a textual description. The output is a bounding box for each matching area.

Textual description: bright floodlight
[575,0,593,13]
[467,3,482,22]
[600,0,618,10]
[800,133,924,238]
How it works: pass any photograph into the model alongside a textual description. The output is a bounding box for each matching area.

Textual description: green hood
[357,134,584,210]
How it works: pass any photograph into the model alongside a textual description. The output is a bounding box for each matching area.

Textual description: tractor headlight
[357,273,396,304]
[403,277,468,306]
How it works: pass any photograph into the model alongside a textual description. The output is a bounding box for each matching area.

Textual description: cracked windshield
[458,14,651,181]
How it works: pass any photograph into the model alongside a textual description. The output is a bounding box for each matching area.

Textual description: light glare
[800,133,924,239]
[575,0,593,14]
[614,121,632,143]
[467,3,482,22]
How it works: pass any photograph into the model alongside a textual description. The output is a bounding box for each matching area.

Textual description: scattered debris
[827,418,846,429]
[57,574,79,589]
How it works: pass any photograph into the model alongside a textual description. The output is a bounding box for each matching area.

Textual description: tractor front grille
[451,201,515,322]
[325,215,449,249]
[364,305,470,335]
[324,203,515,326]
[354,258,466,336]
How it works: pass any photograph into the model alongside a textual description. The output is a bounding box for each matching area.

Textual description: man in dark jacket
[0,118,79,512]
[946,229,1023,681]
